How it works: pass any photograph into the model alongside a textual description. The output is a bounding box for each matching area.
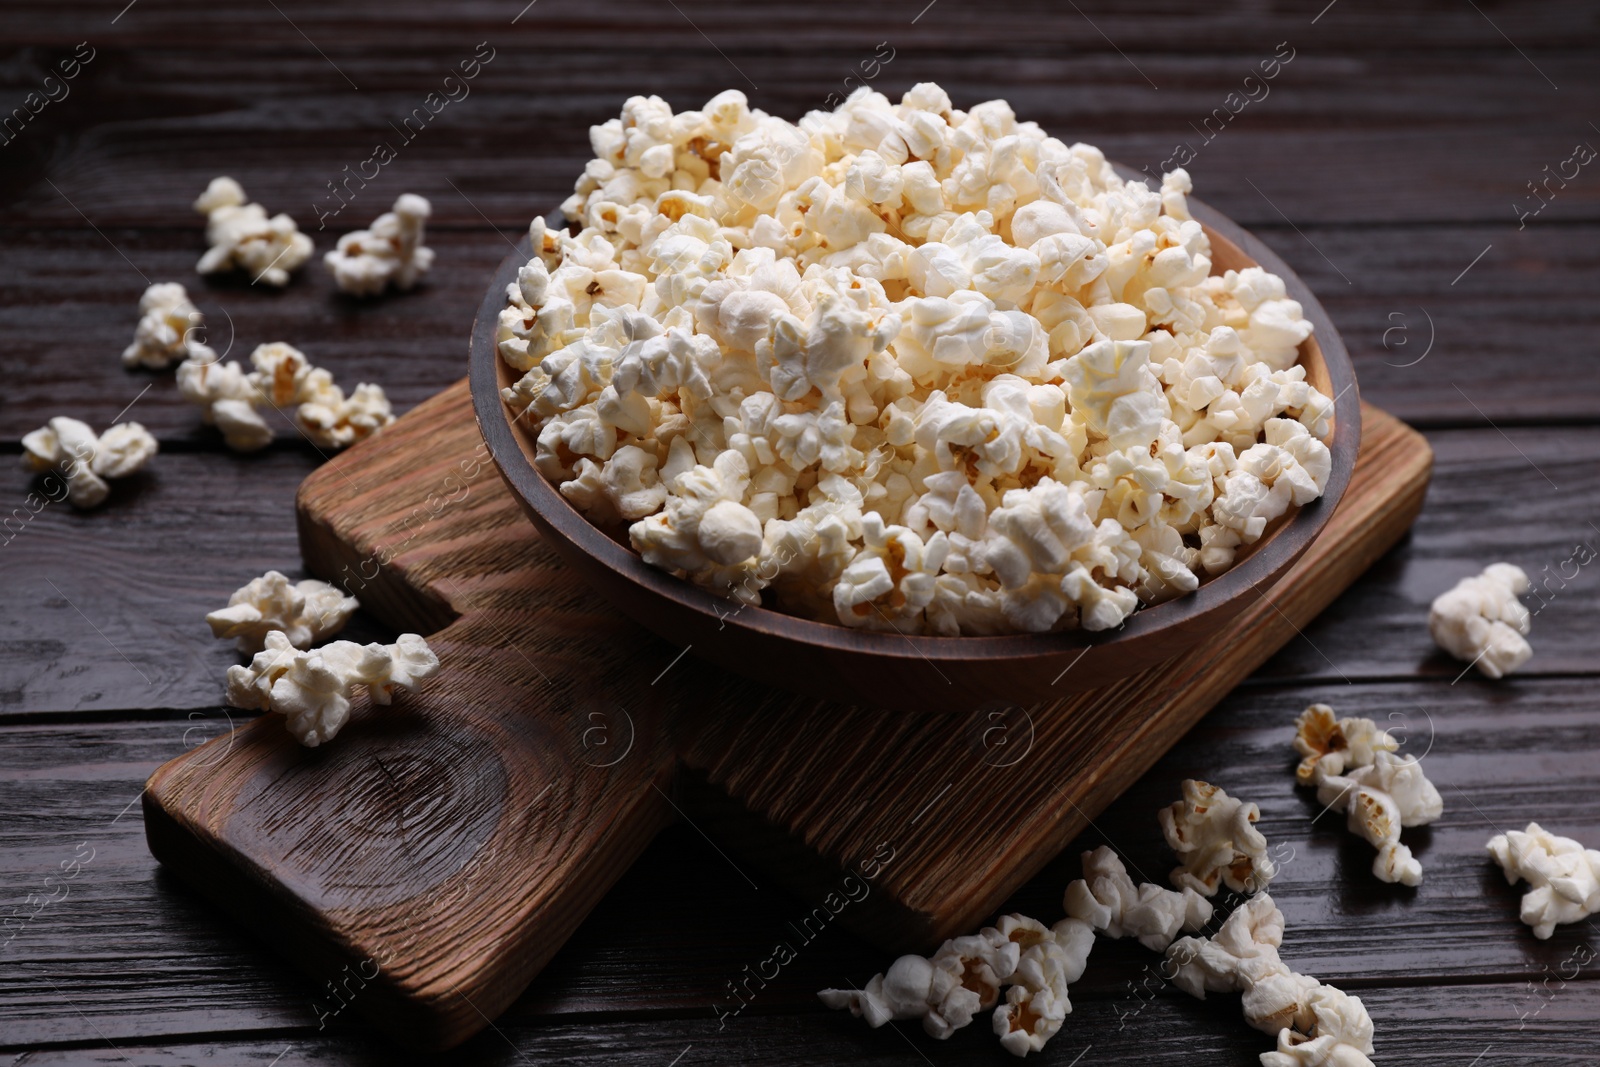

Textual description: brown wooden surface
[137,378,1427,1049]
[5,0,1600,1063]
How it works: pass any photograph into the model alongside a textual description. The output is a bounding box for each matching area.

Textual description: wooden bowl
[469,179,1360,714]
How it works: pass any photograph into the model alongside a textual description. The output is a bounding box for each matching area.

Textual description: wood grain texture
[7,680,1598,1049]
[137,375,1427,1048]
[6,49,1599,231]
[4,0,1599,1060]
[4,224,1597,443]
[3,982,1597,1065]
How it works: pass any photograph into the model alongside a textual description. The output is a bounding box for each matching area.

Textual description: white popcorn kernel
[1159,779,1277,897]
[1428,562,1533,678]
[1259,984,1377,1067]
[1486,822,1600,939]
[205,570,359,654]
[1063,845,1213,952]
[324,193,435,295]
[820,928,1016,1042]
[123,282,215,369]
[1168,895,1375,1061]
[1313,751,1443,886]
[225,629,439,747]
[990,916,1093,1057]
[20,416,157,509]
[194,176,313,286]
[178,342,393,452]
[1291,703,1397,785]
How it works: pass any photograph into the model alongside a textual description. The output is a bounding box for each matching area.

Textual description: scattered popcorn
[499,84,1334,634]
[991,916,1094,1057]
[1429,562,1532,678]
[205,570,359,654]
[819,922,1021,1039]
[20,416,158,508]
[224,629,439,746]
[122,282,216,369]
[194,176,314,287]
[1168,895,1375,1065]
[1167,894,1315,1035]
[1160,779,1277,896]
[176,342,394,452]
[1313,751,1442,886]
[1292,703,1440,886]
[1291,704,1397,785]
[1486,822,1600,939]
[324,193,436,296]
[1063,845,1213,951]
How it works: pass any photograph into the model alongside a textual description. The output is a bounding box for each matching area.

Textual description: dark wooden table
[3,2,1599,1063]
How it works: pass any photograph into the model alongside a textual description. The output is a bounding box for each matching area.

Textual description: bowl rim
[470,171,1361,664]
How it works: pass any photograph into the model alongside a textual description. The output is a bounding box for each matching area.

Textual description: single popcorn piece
[1063,845,1213,952]
[1486,822,1600,939]
[1291,703,1397,785]
[819,922,1022,1040]
[1292,703,1440,886]
[20,416,158,509]
[176,342,394,452]
[225,629,440,746]
[205,570,359,654]
[1429,562,1532,678]
[1159,779,1277,896]
[1314,751,1443,886]
[324,193,436,296]
[1166,894,1317,1036]
[991,916,1094,1057]
[499,84,1333,635]
[194,176,314,286]
[1167,895,1375,1064]
[1259,985,1377,1067]
[123,282,216,369]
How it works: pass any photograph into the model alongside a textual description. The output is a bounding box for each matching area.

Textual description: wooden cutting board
[142,378,1432,1051]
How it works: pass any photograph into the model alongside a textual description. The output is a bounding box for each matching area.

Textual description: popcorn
[991,916,1094,1057]
[1166,895,1316,1035]
[501,84,1332,634]
[819,923,1021,1040]
[1291,702,1439,886]
[1429,562,1533,678]
[123,282,215,369]
[1063,845,1213,951]
[20,416,158,508]
[1259,985,1377,1067]
[1313,751,1443,886]
[324,193,436,295]
[1486,822,1600,939]
[1159,779,1277,896]
[194,176,314,287]
[225,629,440,746]
[1167,894,1375,1064]
[1291,704,1397,785]
[176,342,394,452]
[205,570,359,654]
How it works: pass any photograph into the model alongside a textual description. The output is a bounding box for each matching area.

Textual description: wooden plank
[2,50,1597,229]
[129,378,1423,1048]
[6,0,1600,54]
[0,224,1594,445]
[4,422,1593,715]
[5,678,1600,1046]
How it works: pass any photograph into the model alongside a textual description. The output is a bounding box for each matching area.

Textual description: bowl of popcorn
[470,83,1358,713]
